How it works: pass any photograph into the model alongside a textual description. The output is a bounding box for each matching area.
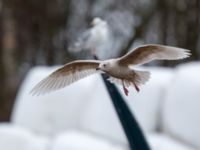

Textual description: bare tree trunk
[0,6,18,121]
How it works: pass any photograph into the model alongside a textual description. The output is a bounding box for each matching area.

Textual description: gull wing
[30,60,100,95]
[118,44,191,66]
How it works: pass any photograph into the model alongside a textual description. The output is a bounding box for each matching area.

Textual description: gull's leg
[133,83,140,92]
[122,80,129,96]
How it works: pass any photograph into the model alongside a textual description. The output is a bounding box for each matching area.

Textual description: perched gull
[71,17,110,55]
[31,44,190,96]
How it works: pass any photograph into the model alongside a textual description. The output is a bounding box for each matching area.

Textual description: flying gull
[31,44,190,96]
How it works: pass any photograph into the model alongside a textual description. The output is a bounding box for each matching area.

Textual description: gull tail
[108,70,150,93]
[132,70,150,91]
[134,70,150,85]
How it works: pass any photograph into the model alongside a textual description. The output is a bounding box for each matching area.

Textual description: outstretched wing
[119,44,191,66]
[30,60,100,95]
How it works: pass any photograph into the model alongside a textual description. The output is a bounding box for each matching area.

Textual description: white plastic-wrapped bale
[12,66,97,136]
[79,67,174,144]
[162,62,200,149]
[51,130,126,150]
[0,124,48,150]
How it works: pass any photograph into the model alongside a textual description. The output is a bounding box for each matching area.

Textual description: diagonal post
[94,55,151,150]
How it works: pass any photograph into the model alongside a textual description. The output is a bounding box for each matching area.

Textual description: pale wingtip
[180,49,191,59]
[29,88,50,97]
[29,84,49,97]
[170,48,191,60]
[29,88,42,97]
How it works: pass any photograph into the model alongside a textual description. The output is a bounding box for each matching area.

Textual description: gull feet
[122,81,129,96]
[123,86,129,96]
[133,83,140,92]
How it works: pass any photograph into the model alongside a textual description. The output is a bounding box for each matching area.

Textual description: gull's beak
[96,67,100,71]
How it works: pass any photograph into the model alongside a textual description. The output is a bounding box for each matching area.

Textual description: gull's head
[96,60,116,72]
[96,61,110,72]
[91,17,105,26]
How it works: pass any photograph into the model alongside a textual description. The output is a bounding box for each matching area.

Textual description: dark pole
[94,55,151,150]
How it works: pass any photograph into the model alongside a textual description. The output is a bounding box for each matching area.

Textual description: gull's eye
[103,64,106,67]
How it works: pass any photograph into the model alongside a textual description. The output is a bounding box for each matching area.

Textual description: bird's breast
[108,66,130,79]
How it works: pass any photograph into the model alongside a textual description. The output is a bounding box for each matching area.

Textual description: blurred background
[0,1,200,150]
[0,0,199,122]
